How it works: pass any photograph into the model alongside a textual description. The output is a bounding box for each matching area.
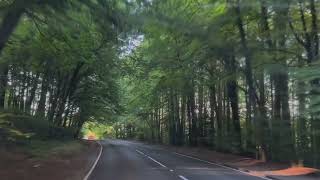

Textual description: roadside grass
[0,112,85,159]
[23,140,85,159]
[0,113,31,144]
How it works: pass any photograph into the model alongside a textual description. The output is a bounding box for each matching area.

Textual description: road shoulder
[0,140,100,180]
[133,141,320,180]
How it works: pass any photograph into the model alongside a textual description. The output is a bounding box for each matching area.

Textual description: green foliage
[1,0,320,168]
[82,122,116,139]
[23,140,84,158]
[0,0,130,142]
[0,113,76,144]
[113,0,320,168]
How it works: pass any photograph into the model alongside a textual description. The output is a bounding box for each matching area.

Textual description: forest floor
[0,140,100,180]
[139,142,320,180]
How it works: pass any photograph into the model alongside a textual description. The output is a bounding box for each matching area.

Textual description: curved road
[89,140,267,180]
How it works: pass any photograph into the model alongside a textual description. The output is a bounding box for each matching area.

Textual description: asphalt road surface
[88,140,267,180]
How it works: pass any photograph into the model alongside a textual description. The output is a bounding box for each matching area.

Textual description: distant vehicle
[88,135,96,140]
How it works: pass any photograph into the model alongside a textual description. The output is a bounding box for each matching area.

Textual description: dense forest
[1,0,320,169]
[118,0,320,168]
[0,0,124,138]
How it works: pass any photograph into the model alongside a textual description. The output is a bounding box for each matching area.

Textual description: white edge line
[83,141,103,180]
[173,152,272,180]
[147,156,167,168]
[178,175,189,180]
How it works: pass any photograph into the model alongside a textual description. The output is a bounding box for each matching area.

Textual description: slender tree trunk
[55,63,84,125]
[234,0,257,155]
[272,1,294,161]
[198,84,205,144]
[36,72,49,118]
[216,82,223,150]
[187,95,192,145]
[25,72,40,114]
[180,95,186,145]
[190,84,198,146]
[168,89,176,145]
[225,55,241,151]
[48,78,62,122]
[209,84,216,148]
[0,65,9,109]
[259,0,274,161]
[296,80,308,164]
[19,70,27,111]
[173,92,182,146]
[62,101,71,127]
[309,0,319,60]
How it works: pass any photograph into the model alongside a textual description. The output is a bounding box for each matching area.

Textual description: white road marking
[173,152,272,180]
[178,175,189,180]
[135,149,145,155]
[147,156,167,168]
[170,169,174,172]
[136,149,167,168]
[83,141,103,180]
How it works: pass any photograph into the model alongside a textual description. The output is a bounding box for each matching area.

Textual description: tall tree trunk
[190,84,198,146]
[296,80,308,164]
[198,84,205,144]
[48,77,62,122]
[19,70,27,111]
[55,63,84,125]
[0,65,9,109]
[180,95,186,145]
[308,0,320,166]
[62,101,71,127]
[234,0,258,156]
[209,84,216,148]
[309,0,319,61]
[216,82,223,150]
[259,0,274,161]
[225,55,241,151]
[0,2,25,55]
[168,89,176,145]
[25,72,40,114]
[36,71,49,118]
[187,94,192,145]
[272,1,294,161]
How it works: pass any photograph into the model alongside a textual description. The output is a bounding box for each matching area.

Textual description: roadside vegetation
[1,0,320,174]
[0,1,125,169]
[0,0,125,145]
[0,111,83,157]
[82,122,116,140]
[117,0,320,169]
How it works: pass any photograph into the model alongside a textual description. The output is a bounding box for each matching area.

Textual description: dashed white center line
[136,149,167,168]
[178,175,189,180]
[136,149,189,180]
[135,149,145,155]
[147,156,167,168]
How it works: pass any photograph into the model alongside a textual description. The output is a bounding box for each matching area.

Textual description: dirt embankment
[0,140,100,180]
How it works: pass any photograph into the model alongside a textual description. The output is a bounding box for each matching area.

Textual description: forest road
[88,139,266,180]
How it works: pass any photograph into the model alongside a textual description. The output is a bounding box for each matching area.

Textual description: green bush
[6,114,50,138]
[0,113,76,143]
